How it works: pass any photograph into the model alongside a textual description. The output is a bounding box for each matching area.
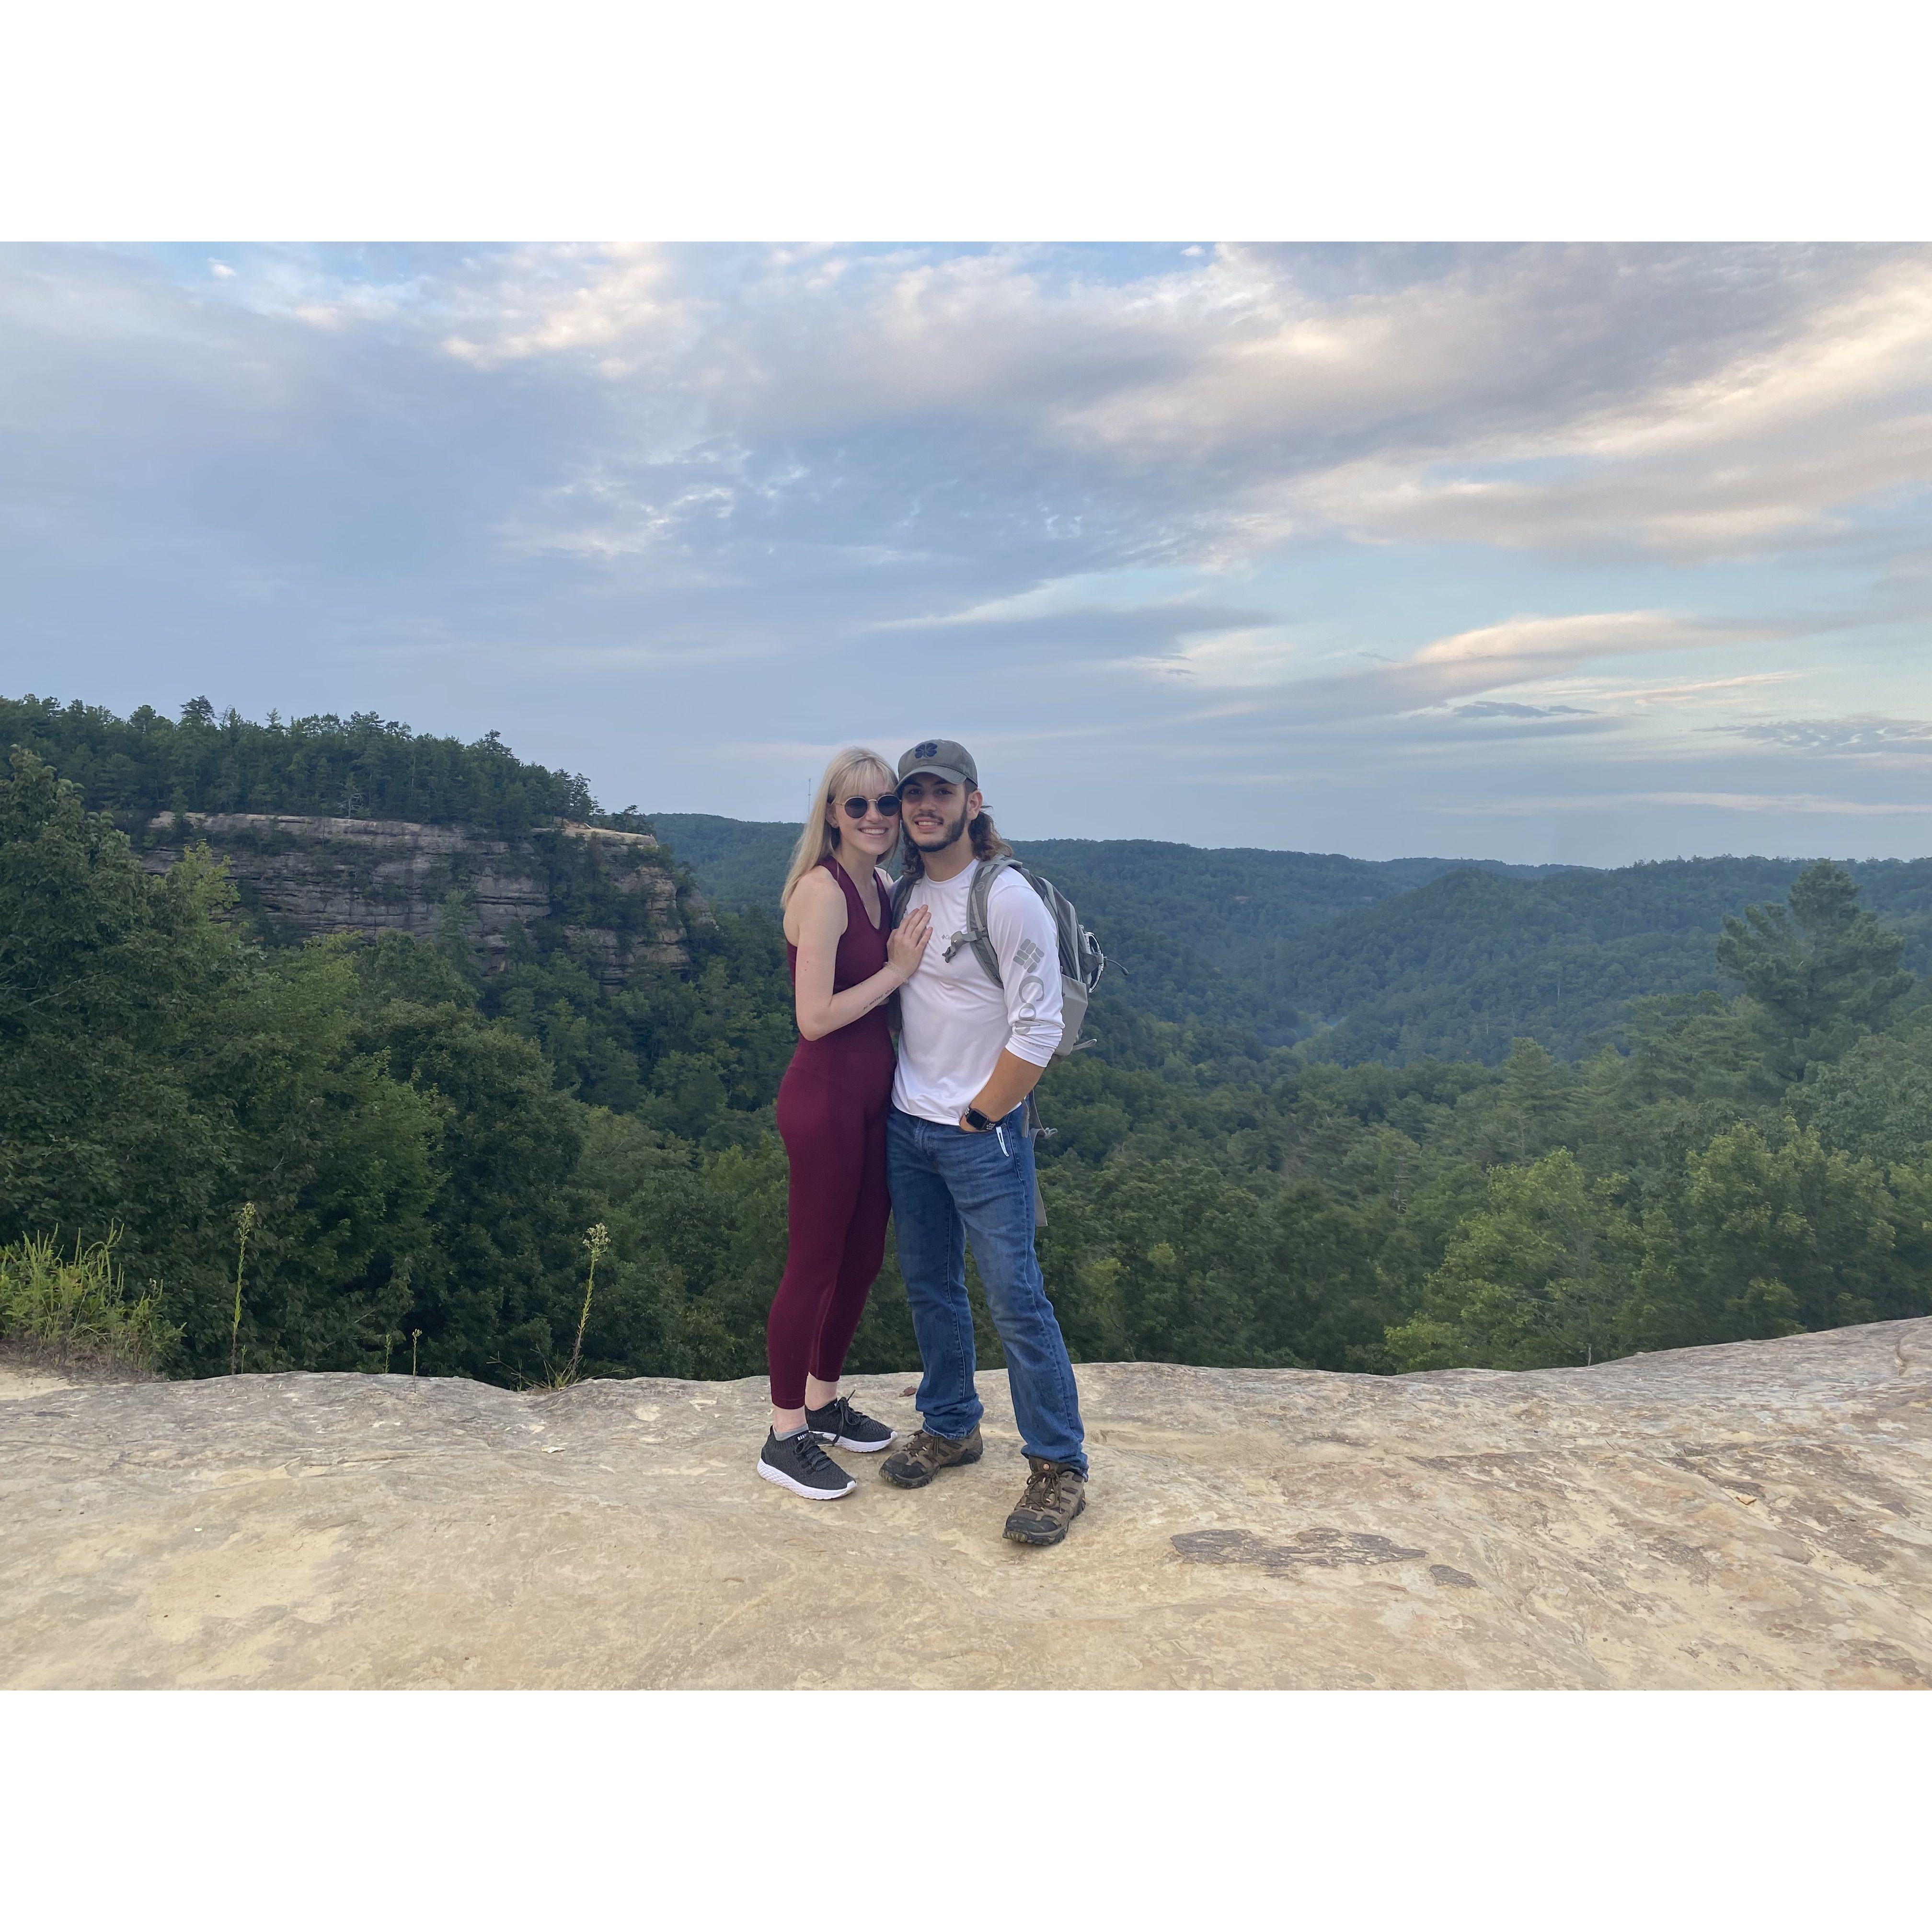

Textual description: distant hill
[1283,856,1932,1064]
[14,693,1927,1072]
[652,812,1568,920]
[650,813,1932,1065]
[645,816,809,912]
[649,812,1569,1044]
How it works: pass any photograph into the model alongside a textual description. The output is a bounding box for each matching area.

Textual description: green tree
[190,943,443,1373]
[1038,1159,1266,1366]
[0,751,444,1374]
[1476,1036,1579,1164]
[1250,1179,1388,1369]
[1625,1120,1926,1352]
[1714,861,1912,1077]
[1385,1149,1637,1371]
[1793,1007,1932,1166]
[0,749,239,1260]
[355,991,598,1384]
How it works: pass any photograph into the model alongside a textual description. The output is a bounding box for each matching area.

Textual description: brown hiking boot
[880,1425,984,1489]
[1003,1457,1087,1546]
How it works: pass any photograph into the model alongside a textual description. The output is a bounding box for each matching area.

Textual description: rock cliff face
[138,813,704,981]
[5,1319,1930,1690]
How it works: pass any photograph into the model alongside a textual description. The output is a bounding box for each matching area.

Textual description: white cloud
[573,248,1923,574]
[1413,610,1720,667]
[1129,624,1302,687]
[338,240,1932,574]
[442,243,688,368]
[1136,607,1771,717]
[1290,255,1932,561]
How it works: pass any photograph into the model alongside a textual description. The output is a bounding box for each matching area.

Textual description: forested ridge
[7,694,1932,1389]
[653,812,1577,1044]
[0,693,607,836]
[654,812,1932,1064]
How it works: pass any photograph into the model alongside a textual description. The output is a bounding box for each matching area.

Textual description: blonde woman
[758,747,932,1499]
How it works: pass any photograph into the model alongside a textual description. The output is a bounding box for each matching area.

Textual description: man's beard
[907,800,969,855]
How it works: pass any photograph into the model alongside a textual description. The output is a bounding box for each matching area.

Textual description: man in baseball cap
[878,737,1089,1547]
[895,737,977,790]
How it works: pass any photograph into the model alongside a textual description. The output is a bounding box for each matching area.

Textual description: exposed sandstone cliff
[5,1319,1929,1689]
[138,813,705,980]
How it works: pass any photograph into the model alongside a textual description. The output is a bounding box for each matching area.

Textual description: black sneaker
[757,1427,857,1500]
[805,1393,896,1453]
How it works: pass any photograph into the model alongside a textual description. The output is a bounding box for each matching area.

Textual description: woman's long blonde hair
[779,746,897,910]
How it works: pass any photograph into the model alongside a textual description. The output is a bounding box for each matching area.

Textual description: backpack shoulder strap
[944,855,1020,986]
[888,872,917,925]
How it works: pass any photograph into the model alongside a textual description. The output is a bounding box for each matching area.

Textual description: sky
[2,240,1930,867]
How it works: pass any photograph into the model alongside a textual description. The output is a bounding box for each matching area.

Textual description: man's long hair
[897,804,1012,882]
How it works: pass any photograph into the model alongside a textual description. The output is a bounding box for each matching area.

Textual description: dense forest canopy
[0,693,601,835]
[7,695,1932,1390]
[653,811,1932,1065]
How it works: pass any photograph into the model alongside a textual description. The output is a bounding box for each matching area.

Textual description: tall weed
[0,1230,172,1370]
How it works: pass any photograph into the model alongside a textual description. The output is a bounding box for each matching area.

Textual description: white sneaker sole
[810,1429,896,1453]
[757,1458,855,1500]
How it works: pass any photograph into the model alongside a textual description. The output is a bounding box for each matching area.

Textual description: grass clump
[0,1230,173,1372]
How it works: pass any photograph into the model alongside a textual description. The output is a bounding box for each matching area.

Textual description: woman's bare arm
[791,870,931,1040]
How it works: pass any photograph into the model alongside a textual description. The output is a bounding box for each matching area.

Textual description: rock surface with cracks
[4,1320,1931,1689]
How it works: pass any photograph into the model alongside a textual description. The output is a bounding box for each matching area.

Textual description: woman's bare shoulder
[794,863,844,902]
[785,864,847,937]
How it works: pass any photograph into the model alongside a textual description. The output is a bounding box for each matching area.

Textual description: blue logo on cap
[914,740,940,758]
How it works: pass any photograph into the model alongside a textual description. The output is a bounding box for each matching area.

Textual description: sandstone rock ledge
[5,1321,1931,1690]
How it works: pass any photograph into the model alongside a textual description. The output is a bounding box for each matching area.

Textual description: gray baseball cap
[897,738,978,790]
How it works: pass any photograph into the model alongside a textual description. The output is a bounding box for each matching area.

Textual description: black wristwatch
[963,1106,994,1132]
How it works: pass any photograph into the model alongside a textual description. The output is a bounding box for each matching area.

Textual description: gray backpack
[890,855,1105,1059]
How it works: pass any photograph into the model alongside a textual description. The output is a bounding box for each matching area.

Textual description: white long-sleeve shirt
[892,860,1063,1125]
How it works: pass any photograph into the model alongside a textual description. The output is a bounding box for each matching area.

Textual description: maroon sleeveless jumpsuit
[767,857,896,1408]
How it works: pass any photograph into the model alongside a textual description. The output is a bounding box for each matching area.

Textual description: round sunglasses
[840,794,903,820]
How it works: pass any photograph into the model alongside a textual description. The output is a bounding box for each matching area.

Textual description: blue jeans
[886,1104,1087,1475]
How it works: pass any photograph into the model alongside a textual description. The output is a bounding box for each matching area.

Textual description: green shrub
[0,1230,172,1369]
